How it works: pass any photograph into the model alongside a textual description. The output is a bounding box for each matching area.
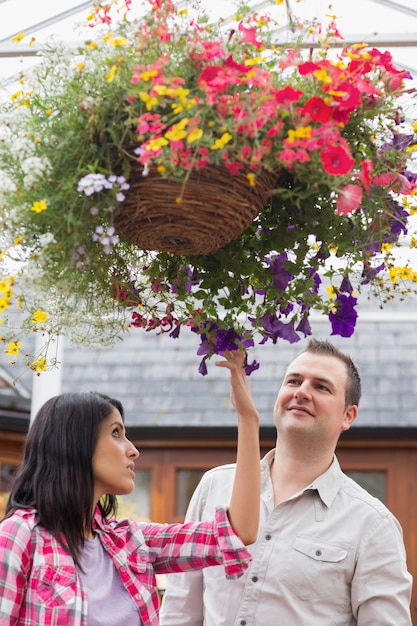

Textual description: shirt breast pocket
[34,565,77,607]
[280,536,350,601]
[128,550,155,589]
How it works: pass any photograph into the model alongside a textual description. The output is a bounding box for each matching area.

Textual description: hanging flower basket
[0,0,416,378]
[116,166,278,255]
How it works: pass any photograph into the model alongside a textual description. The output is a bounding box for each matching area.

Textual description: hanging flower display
[0,0,416,376]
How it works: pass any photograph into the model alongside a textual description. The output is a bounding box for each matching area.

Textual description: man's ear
[341,404,358,432]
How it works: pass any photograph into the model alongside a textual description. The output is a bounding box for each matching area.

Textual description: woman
[0,351,260,626]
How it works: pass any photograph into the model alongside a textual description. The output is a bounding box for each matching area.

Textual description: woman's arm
[215,351,260,545]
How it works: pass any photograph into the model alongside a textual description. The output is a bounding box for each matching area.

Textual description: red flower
[321,145,355,175]
[273,86,303,106]
[328,81,361,112]
[302,97,332,123]
[359,160,374,192]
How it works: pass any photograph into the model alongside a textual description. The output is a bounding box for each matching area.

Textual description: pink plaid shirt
[0,506,251,626]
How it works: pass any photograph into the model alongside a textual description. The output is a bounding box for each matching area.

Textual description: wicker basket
[116,166,278,255]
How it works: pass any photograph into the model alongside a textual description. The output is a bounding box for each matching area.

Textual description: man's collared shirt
[160,452,412,626]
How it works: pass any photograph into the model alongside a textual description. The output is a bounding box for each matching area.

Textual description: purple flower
[169,324,180,339]
[381,133,414,152]
[258,313,301,344]
[361,260,386,284]
[244,357,260,375]
[339,275,353,294]
[192,321,256,375]
[265,253,293,291]
[296,315,312,337]
[329,293,358,338]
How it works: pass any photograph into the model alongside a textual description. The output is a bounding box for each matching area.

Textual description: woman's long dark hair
[4,391,124,566]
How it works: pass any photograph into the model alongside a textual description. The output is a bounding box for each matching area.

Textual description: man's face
[273,351,357,446]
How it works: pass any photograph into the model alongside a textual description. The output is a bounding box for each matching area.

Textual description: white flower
[10,136,36,161]
[38,232,56,247]
[77,173,113,195]
[0,172,17,195]
[22,156,52,187]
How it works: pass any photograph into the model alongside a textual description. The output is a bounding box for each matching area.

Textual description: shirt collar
[261,450,344,508]
[305,456,344,508]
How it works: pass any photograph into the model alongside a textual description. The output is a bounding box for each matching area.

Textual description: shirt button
[315,550,322,556]
[240,621,247,626]
[265,534,272,540]
[252,576,258,583]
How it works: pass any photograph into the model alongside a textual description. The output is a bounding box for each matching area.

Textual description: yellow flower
[31,200,47,213]
[5,341,21,356]
[313,69,332,83]
[187,128,203,144]
[139,92,159,111]
[13,235,23,246]
[165,118,188,141]
[210,132,232,150]
[31,308,49,324]
[146,137,169,151]
[326,285,337,299]
[140,70,158,82]
[11,32,25,43]
[287,126,312,143]
[246,172,256,187]
[165,127,187,141]
[31,356,47,373]
[108,36,129,47]
[106,64,118,82]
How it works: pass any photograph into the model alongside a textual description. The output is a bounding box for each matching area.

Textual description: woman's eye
[112,428,120,437]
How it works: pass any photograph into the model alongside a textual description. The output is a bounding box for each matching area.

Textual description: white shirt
[160,451,412,626]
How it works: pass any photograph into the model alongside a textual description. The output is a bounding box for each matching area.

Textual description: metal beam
[0,1,94,46]
[368,0,417,19]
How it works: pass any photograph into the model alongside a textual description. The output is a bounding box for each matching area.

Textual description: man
[160,338,412,626]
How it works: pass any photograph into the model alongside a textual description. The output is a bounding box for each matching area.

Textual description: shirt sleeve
[351,513,412,626]
[0,516,32,624]
[159,473,207,626]
[142,505,251,580]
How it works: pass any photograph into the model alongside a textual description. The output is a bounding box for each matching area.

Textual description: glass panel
[118,469,152,520]
[345,471,386,503]
[176,469,206,517]
[0,463,18,492]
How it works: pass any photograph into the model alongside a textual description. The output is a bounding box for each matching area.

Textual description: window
[119,468,152,520]
[175,469,206,517]
[344,470,386,503]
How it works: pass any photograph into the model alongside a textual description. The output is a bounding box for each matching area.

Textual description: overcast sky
[1,0,417,82]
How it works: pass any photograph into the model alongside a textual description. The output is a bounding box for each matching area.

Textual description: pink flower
[373,172,413,194]
[336,184,363,215]
[238,22,262,49]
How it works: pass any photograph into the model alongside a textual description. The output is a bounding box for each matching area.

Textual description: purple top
[77,535,141,626]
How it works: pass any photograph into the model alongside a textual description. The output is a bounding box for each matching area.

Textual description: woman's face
[92,408,139,502]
